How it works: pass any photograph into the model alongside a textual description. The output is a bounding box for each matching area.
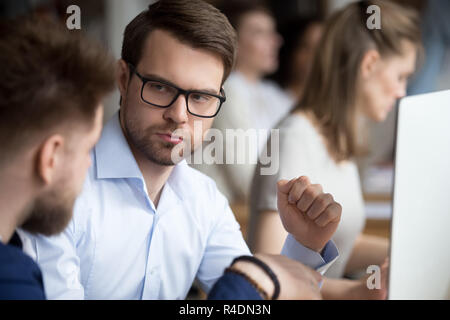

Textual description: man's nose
[162,94,189,124]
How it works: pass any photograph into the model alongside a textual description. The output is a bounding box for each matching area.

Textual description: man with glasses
[127,63,226,119]
[24,0,341,299]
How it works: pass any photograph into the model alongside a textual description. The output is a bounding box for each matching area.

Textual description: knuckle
[304,186,316,198]
[297,199,305,210]
[322,209,332,220]
[328,204,342,221]
[317,196,328,208]
[311,184,322,195]
[298,176,309,185]
[316,184,323,192]
[293,180,303,192]
[322,192,333,202]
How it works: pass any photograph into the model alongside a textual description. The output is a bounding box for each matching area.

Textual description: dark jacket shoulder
[0,239,46,300]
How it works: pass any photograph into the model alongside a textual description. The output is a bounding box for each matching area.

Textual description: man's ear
[117,59,130,106]
[36,134,65,185]
[360,49,381,80]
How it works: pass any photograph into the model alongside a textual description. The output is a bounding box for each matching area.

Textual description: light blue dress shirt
[22,112,338,299]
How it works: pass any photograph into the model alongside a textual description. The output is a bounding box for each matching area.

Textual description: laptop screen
[389,90,450,299]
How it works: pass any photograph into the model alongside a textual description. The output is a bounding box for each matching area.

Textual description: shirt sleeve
[281,234,339,275]
[207,272,263,300]
[197,185,339,297]
[21,212,85,300]
[196,190,251,294]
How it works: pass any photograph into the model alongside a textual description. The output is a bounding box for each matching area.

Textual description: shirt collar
[94,111,186,202]
[95,111,143,180]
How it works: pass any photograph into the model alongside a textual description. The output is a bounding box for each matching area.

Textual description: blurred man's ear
[116,59,130,107]
[36,135,65,185]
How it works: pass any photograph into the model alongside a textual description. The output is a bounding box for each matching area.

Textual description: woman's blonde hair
[295,0,422,162]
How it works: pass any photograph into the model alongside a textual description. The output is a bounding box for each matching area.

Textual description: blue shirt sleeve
[281,234,339,275]
[208,272,263,300]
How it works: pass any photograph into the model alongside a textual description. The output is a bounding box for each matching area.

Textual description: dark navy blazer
[0,232,46,300]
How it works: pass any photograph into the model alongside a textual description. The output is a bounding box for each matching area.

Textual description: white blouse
[249,112,366,278]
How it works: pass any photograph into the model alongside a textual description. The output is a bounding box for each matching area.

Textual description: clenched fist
[277,176,342,252]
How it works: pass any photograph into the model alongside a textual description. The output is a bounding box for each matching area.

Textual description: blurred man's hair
[269,16,323,89]
[121,0,237,84]
[0,17,115,166]
[217,0,273,32]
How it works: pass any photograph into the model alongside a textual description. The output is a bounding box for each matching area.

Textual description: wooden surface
[363,219,391,239]
[363,192,392,239]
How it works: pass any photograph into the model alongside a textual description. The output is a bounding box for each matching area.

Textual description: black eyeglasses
[128,63,226,118]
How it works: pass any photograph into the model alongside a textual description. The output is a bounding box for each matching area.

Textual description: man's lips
[156,133,184,144]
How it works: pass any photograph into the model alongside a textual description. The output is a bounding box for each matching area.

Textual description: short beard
[122,110,188,166]
[21,187,75,237]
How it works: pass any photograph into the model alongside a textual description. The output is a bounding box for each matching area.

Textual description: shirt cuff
[281,234,339,275]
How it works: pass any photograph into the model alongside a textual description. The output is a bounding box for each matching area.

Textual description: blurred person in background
[361,0,450,185]
[249,0,422,299]
[269,16,323,104]
[407,0,450,95]
[192,0,293,204]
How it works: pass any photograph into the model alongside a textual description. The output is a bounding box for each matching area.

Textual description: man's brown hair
[0,16,116,165]
[121,0,237,84]
[217,0,273,32]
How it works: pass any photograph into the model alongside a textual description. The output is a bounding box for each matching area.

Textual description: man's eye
[150,83,167,91]
[192,94,210,102]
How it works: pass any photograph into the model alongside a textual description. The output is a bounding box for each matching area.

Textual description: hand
[232,254,323,300]
[277,176,341,252]
[256,254,323,300]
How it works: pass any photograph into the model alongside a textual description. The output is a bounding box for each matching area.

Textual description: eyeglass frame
[127,63,226,118]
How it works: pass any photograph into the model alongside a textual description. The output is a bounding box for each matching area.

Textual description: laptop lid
[389,90,450,299]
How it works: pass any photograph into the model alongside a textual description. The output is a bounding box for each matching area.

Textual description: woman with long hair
[249,0,422,299]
